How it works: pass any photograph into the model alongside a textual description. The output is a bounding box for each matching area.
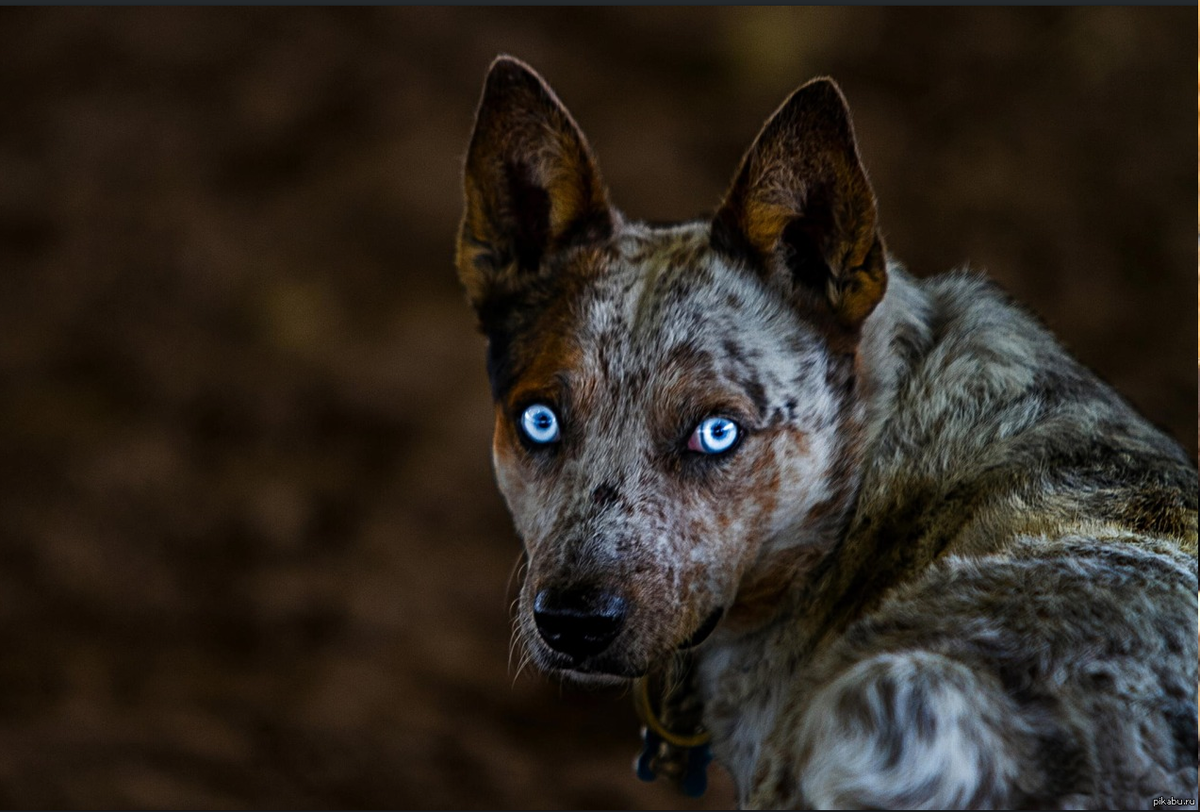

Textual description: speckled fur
[457,57,1199,809]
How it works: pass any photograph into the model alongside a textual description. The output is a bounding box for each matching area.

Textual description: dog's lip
[545,655,645,682]
[680,606,725,649]
[552,666,642,686]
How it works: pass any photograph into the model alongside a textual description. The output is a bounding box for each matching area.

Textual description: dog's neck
[692,267,938,795]
[715,264,934,643]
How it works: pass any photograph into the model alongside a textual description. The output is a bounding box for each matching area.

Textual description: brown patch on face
[734,426,807,517]
[505,327,581,415]
[659,410,825,634]
[724,397,864,633]
[483,248,607,410]
[492,402,519,463]
[487,272,599,513]
[706,451,792,629]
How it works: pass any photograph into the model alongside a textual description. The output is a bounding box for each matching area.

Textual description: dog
[455,56,1198,809]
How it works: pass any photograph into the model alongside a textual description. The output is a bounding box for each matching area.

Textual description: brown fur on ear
[457,56,615,329]
[712,78,886,331]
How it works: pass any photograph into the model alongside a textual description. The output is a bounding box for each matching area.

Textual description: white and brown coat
[456,57,1198,810]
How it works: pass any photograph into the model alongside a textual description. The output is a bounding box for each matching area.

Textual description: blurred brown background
[0,8,1194,810]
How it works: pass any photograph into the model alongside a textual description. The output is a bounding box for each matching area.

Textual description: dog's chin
[549,667,633,688]
[534,650,646,685]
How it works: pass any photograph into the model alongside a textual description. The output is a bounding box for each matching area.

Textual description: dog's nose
[533,587,627,661]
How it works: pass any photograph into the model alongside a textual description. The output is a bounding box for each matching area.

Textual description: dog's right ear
[457,56,615,332]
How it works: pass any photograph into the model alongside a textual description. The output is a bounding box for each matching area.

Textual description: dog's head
[457,57,886,681]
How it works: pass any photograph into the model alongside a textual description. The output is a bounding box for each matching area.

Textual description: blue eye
[688,417,740,455]
[520,404,560,444]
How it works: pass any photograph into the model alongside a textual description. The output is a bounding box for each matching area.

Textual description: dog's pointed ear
[457,56,615,329]
[712,78,886,331]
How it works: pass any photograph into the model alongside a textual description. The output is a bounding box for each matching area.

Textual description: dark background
[0,8,1194,809]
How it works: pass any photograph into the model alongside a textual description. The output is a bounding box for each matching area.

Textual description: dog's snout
[533,587,627,661]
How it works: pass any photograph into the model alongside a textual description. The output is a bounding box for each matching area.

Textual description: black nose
[533,587,627,661]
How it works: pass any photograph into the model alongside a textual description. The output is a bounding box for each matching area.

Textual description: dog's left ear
[712,78,886,332]
[457,56,615,332]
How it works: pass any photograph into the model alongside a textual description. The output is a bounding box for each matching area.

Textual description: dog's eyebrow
[643,342,763,419]
[508,372,570,411]
[504,328,586,408]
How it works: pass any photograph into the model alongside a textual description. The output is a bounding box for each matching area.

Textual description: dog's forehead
[585,227,712,336]
[569,224,809,375]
